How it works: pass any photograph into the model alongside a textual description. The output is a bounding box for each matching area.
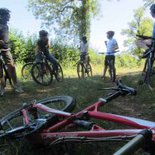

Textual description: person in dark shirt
[0,8,23,95]
[35,30,58,74]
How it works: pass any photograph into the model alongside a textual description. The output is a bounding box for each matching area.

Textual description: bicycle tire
[86,63,92,77]
[21,62,33,80]
[31,62,53,86]
[144,58,153,90]
[77,62,85,78]
[0,96,75,139]
[55,63,64,82]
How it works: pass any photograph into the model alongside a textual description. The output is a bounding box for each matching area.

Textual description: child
[79,36,88,62]
[35,30,58,74]
[101,31,119,82]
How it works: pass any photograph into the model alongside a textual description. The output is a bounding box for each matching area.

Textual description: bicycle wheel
[21,62,33,80]
[37,95,75,115]
[86,63,92,77]
[144,57,153,90]
[31,62,53,86]
[55,63,64,82]
[49,62,64,82]
[77,62,85,78]
[0,107,45,139]
[0,96,75,139]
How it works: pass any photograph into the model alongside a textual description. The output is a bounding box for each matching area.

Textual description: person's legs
[2,50,23,93]
[101,55,108,79]
[35,52,44,63]
[44,52,58,72]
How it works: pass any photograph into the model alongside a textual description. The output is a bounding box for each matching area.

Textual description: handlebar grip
[113,130,152,155]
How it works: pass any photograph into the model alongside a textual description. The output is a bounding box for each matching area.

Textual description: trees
[121,7,153,57]
[27,0,100,45]
[143,0,155,6]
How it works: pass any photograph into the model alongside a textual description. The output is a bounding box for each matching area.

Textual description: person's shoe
[14,85,24,93]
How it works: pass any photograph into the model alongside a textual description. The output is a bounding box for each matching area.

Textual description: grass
[0,64,155,155]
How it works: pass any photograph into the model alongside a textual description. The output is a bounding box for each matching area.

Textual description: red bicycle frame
[25,99,155,146]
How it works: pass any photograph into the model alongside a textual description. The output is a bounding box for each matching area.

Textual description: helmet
[39,30,48,37]
[150,4,155,14]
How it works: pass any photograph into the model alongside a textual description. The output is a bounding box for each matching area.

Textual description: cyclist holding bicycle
[79,36,89,62]
[101,31,119,82]
[136,4,155,73]
[35,30,58,75]
[0,8,23,95]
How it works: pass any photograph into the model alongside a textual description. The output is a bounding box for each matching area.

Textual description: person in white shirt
[79,36,88,62]
[101,31,119,82]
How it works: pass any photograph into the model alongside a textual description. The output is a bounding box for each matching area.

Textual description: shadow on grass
[0,70,155,155]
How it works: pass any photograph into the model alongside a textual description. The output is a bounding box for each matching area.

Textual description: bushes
[8,29,144,68]
[115,53,143,68]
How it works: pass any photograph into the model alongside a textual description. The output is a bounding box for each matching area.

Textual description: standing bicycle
[101,31,119,82]
[77,53,92,78]
[77,36,92,78]
[22,30,63,86]
[136,35,155,90]
[21,52,63,86]
[136,4,155,90]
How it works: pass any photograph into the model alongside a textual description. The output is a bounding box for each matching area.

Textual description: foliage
[9,29,37,63]
[143,0,155,6]
[115,53,143,68]
[27,0,100,45]
[121,7,153,58]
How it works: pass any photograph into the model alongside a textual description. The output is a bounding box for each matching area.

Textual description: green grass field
[0,64,155,155]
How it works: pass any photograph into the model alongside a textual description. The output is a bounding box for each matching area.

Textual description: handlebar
[99,79,136,103]
[99,79,136,95]
[113,130,152,155]
[116,79,136,95]
[136,35,155,41]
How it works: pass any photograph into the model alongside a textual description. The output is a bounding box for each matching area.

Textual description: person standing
[0,8,23,95]
[101,31,119,82]
[79,36,88,62]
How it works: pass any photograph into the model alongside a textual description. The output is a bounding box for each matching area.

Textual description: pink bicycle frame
[25,100,155,146]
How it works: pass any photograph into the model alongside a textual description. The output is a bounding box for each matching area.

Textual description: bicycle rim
[86,64,92,77]
[21,62,33,80]
[56,63,64,82]
[0,108,36,139]
[144,58,153,90]
[31,62,53,86]
[37,96,75,114]
[0,96,75,139]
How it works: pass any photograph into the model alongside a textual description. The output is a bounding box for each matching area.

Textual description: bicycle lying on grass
[21,52,63,86]
[77,54,92,78]
[136,35,155,90]
[0,79,155,154]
